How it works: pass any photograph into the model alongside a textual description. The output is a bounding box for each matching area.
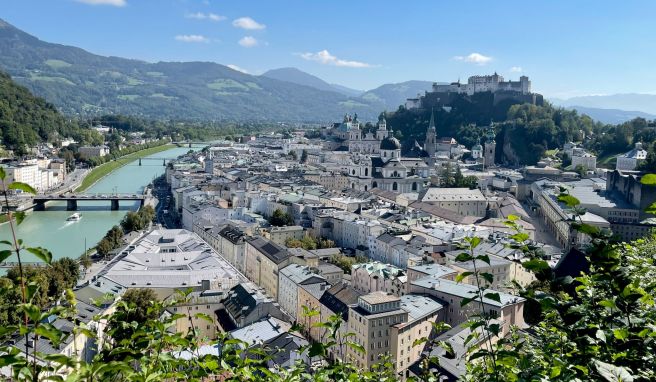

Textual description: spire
[429,108,435,130]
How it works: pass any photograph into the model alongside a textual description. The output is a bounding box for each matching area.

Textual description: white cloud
[227,64,249,74]
[186,12,226,22]
[453,52,493,65]
[238,36,258,47]
[298,50,376,68]
[232,17,266,30]
[75,0,126,6]
[510,66,523,73]
[175,34,210,43]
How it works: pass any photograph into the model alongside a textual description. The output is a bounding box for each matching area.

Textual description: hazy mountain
[360,80,434,110]
[0,19,379,122]
[329,83,363,97]
[553,94,656,115]
[563,106,656,124]
[261,67,363,97]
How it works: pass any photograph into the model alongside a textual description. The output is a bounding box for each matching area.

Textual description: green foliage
[268,208,294,227]
[329,253,368,273]
[96,225,124,259]
[285,235,335,250]
[440,163,478,188]
[121,205,155,232]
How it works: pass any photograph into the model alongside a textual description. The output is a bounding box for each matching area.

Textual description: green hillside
[0,19,380,122]
[0,70,102,155]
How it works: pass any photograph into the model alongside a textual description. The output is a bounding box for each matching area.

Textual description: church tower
[484,122,496,167]
[349,114,361,141]
[376,113,389,141]
[424,109,437,158]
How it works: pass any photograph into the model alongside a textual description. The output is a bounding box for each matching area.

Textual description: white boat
[66,213,82,222]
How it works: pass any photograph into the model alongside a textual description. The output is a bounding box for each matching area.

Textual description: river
[0,146,194,263]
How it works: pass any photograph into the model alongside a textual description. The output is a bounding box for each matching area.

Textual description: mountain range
[0,18,436,122]
[550,94,656,124]
[0,18,652,124]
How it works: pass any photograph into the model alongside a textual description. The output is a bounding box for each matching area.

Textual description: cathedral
[336,113,390,154]
[344,113,435,194]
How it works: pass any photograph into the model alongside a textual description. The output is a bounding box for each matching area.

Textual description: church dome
[380,136,401,150]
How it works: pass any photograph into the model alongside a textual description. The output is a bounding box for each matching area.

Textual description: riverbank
[76,143,175,192]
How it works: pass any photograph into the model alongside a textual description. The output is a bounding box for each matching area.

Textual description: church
[344,114,434,194]
[335,113,391,154]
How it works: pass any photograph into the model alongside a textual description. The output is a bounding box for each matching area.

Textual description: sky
[3,0,656,98]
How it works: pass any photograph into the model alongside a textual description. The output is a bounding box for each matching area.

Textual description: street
[152,176,179,229]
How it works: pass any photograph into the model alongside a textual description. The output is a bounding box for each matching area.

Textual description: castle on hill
[406,73,543,110]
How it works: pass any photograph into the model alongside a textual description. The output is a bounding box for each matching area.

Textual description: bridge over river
[33,193,145,211]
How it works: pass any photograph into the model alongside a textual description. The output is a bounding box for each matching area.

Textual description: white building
[432,73,531,96]
[571,149,597,170]
[79,145,110,158]
[420,188,488,217]
[102,228,246,290]
[616,142,647,171]
[278,264,326,321]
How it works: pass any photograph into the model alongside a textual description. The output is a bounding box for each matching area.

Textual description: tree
[269,208,294,227]
[79,253,92,273]
[96,238,114,259]
[119,288,160,324]
[300,149,308,163]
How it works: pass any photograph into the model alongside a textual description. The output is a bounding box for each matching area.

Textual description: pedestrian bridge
[33,194,145,211]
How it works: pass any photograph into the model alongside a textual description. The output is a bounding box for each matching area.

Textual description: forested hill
[386,96,603,165]
[0,70,103,156]
[0,19,380,122]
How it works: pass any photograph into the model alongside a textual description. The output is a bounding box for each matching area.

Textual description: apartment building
[346,291,445,377]
[278,263,326,321]
[244,236,294,299]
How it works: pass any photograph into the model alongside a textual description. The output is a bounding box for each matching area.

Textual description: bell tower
[424,109,437,157]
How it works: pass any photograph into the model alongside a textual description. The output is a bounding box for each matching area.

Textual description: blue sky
[3,0,656,97]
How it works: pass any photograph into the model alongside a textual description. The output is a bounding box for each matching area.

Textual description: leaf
[594,359,634,382]
[307,342,325,357]
[455,271,473,283]
[522,259,551,272]
[26,247,53,264]
[476,254,490,265]
[550,366,562,378]
[194,312,214,323]
[460,296,476,307]
[484,292,501,303]
[507,214,519,221]
[8,182,37,195]
[0,166,5,181]
[14,211,26,226]
[469,236,482,249]
[455,252,473,262]
[572,223,600,236]
[612,328,629,341]
[558,194,580,207]
[645,201,656,216]
[596,329,607,343]
[639,173,656,186]
[480,272,494,284]
[412,337,428,347]
[0,249,12,262]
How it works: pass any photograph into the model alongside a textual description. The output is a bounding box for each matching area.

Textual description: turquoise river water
[0,146,194,263]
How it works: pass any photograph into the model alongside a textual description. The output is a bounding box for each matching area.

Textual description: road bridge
[33,194,145,211]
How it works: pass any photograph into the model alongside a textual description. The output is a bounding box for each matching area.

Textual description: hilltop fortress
[406,73,543,110]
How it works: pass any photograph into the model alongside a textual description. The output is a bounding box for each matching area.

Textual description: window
[393,182,398,191]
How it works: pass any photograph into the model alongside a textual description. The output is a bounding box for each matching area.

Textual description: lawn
[75,144,174,192]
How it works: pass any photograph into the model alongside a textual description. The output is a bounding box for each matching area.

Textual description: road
[54,168,89,193]
[152,176,179,229]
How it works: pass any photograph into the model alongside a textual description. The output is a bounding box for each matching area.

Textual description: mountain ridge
[0,18,380,122]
